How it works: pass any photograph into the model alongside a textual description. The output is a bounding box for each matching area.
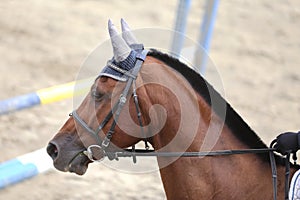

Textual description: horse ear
[121,18,138,46]
[108,19,131,62]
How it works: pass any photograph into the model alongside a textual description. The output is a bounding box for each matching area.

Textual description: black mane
[147,49,294,166]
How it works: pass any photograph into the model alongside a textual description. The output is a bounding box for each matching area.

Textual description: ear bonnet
[98,19,144,81]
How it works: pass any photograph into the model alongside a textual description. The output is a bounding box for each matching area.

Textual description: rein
[71,49,292,200]
[104,147,290,200]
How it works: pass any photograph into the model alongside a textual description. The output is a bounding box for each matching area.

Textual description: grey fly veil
[99,19,144,81]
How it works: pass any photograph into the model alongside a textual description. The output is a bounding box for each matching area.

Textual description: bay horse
[47,19,299,199]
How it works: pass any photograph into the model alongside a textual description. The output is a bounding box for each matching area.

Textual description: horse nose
[47,142,59,160]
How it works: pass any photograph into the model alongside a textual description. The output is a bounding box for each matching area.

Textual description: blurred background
[0,0,299,199]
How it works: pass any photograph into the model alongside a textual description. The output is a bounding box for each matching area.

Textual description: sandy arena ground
[0,0,300,199]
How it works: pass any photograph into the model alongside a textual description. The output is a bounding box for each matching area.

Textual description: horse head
[47,19,155,175]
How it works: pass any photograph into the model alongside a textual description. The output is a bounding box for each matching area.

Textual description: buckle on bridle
[83,145,105,162]
[101,137,110,148]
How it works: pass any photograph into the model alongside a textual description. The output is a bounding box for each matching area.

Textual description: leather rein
[71,49,292,200]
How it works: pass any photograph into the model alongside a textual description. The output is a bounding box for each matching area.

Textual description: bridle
[71,49,150,161]
[70,49,294,200]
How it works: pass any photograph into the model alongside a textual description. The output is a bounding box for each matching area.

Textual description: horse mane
[147,49,296,167]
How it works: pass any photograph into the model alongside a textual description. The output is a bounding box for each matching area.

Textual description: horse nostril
[47,142,59,160]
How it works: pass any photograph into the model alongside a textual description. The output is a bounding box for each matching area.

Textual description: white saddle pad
[290,169,300,200]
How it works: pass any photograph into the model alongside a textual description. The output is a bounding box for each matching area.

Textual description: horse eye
[91,90,104,101]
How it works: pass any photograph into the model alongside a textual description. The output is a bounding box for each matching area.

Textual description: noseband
[71,49,149,162]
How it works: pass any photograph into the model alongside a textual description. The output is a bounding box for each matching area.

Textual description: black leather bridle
[70,49,293,200]
[71,49,149,162]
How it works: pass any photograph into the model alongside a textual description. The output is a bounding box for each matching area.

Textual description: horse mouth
[66,152,92,175]
[47,142,93,175]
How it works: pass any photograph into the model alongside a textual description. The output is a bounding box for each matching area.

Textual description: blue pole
[0,93,40,115]
[195,0,219,75]
[0,148,53,189]
[170,0,192,57]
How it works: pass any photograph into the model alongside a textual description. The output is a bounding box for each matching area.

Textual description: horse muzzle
[46,140,91,175]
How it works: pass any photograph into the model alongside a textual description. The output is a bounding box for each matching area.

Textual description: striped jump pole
[0,77,94,115]
[0,78,94,188]
[0,148,53,189]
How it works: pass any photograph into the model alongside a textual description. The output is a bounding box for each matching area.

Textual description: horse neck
[139,57,297,199]
[155,103,296,199]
